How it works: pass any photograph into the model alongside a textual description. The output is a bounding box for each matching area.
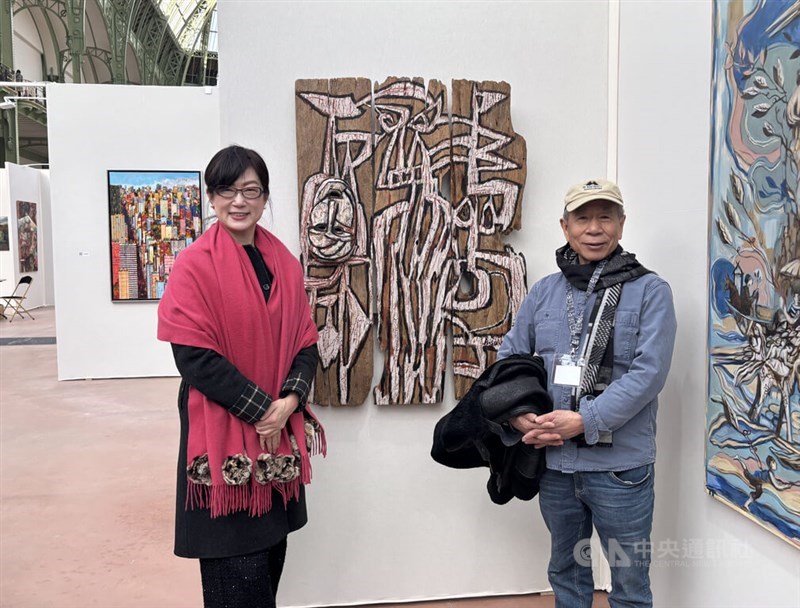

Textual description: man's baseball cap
[563,179,624,213]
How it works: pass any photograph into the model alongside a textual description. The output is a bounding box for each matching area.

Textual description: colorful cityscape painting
[108,171,202,301]
[706,0,800,549]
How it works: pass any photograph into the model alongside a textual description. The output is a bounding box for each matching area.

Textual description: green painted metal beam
[27,3,68,82]
[16,101,47,125]
[83,4,99,82]
[180,8,212,85]
[84,46,112,82]
[111,0,132,83]
[158,0,206,86]
[0,107,18,165]
[16,139,47,163]
[64,0,85,83]
[121,0,142,82]
[13,0,69,82]
[13,0,65,14]
[97,0,133,84]
[1,0,13,71]
[19,136,47,145]
[8,0,217,89]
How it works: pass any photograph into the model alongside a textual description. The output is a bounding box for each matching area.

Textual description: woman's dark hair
[204,145,270,194]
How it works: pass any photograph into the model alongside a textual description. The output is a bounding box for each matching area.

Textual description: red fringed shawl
[158,222,324,518]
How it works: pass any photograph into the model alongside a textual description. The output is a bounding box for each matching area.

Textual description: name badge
[553,353,585,387]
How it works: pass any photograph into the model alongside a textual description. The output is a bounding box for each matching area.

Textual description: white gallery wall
[39,169,54,305]
[219,1,609,606]
[47,84,220,379]
[617,1,798,606]
[0,169,10,282]
[2,162,51,309]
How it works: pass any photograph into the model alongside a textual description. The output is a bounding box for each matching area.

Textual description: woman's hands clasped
[255,394,300,453]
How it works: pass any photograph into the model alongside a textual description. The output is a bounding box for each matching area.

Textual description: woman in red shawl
[158,145,324,608]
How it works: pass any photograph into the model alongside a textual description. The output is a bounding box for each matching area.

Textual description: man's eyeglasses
[214,186,265,200]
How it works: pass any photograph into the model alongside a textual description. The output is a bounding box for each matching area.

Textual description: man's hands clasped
[510,410,585,448]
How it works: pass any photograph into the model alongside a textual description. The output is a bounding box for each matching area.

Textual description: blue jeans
[538,464,655,608]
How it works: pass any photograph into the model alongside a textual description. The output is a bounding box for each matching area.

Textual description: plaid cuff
[229,382,272,424]
[280,374,311,410]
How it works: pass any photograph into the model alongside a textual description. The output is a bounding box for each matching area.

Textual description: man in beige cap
[498,179,677,608]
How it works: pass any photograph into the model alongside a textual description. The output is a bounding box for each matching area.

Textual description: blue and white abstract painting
[707,0,800,549]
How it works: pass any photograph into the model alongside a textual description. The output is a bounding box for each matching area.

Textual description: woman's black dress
[170,243,318,558]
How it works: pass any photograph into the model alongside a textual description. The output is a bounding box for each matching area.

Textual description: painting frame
[107,170,203,302]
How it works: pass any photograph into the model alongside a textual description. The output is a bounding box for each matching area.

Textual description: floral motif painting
[706,0,800,548]
[16,201,38,272]
[108,171,202,301]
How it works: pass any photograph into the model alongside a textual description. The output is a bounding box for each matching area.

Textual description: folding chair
[1,276,35,322]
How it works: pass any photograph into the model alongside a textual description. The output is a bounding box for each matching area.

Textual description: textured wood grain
[449,80,528,400]
[372,77,452,404]
[295,78,374,406]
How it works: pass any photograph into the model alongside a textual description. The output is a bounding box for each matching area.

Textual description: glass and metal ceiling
[1,0,219,164]
[156,0,217,53]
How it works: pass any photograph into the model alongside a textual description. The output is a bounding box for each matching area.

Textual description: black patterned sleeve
[171,344,272,424]
[279,345,319,410]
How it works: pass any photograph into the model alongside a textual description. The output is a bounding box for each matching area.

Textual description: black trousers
[199,538,287,608]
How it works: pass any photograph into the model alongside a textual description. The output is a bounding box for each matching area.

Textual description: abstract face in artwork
[372,82,447,192]
[308,179,357,263]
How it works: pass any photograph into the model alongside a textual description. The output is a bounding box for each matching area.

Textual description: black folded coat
[431,354,553,504]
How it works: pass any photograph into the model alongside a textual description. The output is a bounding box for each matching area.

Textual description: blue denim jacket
[498,270,677,473]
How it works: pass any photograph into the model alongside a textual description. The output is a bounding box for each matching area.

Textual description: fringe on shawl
[301,426,326,485]
[313,428,327,457]
[186,448,318,518]
[186,418,327,518]
[305,419,327,457]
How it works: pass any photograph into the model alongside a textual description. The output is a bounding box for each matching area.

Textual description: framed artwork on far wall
[16,201,38,272]
[108,170,202,301]
[0,216,9,251]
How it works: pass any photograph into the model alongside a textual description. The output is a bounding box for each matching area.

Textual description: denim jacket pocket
[613,311,640,362]
[607,463,653,487]
[533,313,560,355]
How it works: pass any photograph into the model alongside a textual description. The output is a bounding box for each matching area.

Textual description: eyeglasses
[214,186,265,200]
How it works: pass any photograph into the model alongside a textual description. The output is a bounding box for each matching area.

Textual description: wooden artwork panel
[449,80,527,399]
[295,78,375,407]
[372,77,452,404]
[295,77,527,406]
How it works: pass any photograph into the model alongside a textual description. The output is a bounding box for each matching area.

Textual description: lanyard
[565,260,607,355]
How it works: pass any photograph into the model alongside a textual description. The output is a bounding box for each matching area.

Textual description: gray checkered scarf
[556,244,651,401]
